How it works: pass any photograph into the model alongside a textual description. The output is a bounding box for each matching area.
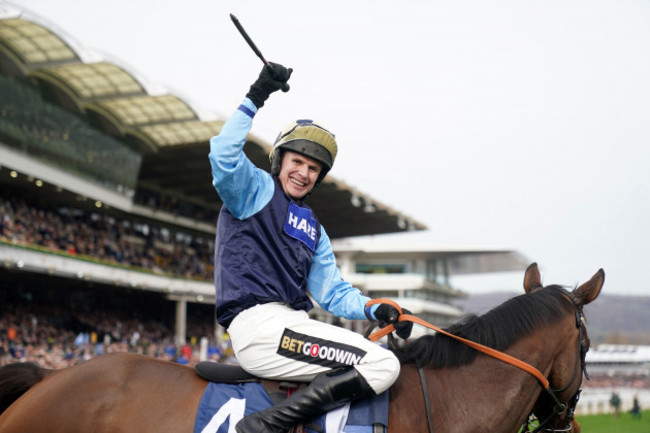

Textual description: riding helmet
[269,119,337,185]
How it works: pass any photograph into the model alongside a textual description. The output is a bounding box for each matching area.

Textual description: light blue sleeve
[307,226,375,320]
[208,98,274,219]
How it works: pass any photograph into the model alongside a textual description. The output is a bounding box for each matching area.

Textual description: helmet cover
[269,119,337,184]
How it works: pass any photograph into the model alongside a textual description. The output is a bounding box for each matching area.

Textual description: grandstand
[0,9,425,238]
[0,5,527,367]
[577,345,650,415]
[586,344,650,376]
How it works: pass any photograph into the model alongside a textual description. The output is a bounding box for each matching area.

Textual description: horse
[0,263,603,433]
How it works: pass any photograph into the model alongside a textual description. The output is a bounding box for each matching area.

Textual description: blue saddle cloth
[193,382,388,433]
[306,390,389,433]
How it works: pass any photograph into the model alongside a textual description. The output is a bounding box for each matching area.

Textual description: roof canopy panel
[0,18,77,69]
[128,119,224,150]
[86,94,199,134]
[30,62,145,102]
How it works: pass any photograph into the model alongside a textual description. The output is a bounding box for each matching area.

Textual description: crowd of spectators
[0,284,234,369]
[583,373,650,389]
[0,194,214,280]
[135,188,218,225]
[0,191,238,369]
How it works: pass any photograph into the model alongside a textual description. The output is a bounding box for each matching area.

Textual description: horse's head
[522,263,604,432]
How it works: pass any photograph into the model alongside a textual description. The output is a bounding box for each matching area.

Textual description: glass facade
[0,74,141,194]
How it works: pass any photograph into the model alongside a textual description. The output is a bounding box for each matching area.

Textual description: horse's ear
[523,262,542,293]
[572,269,605,307]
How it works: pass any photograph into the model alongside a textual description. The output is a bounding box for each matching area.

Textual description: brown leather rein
[365,298,584,432]
[366,298,552,389]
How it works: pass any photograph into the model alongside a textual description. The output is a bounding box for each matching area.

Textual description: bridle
[365,296,590,433]
[521,299,589,433]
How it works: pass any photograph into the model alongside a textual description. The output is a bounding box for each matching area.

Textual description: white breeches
[227,303,400,394]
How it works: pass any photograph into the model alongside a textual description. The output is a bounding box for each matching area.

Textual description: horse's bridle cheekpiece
[522,299,588,433]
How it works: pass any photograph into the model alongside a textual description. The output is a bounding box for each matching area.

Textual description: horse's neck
[390,322,570,433]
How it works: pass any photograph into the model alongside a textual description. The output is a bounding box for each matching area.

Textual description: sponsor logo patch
[284,202,317,251]
[277,329,367,368]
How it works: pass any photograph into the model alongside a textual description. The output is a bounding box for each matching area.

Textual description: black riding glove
[374,304,414,339]
[246,62,293,108]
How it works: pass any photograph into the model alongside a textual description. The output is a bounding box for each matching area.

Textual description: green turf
[574,410,649,433]
[518,410,649,432]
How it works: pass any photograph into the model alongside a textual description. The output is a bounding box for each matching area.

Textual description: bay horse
[0,263,603,433]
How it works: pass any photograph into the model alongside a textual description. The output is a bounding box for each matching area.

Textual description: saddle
[195,361,257,383]
[195,361,308,404]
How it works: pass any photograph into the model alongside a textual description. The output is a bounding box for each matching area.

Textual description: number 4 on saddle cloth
[193,361,388,433]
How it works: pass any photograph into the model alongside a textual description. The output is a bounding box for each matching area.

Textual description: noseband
[522,300,589,433]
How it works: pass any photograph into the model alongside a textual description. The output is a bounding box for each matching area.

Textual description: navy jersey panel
[214,180,321,327]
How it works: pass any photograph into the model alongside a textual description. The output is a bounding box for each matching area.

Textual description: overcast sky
[4,0,650,296]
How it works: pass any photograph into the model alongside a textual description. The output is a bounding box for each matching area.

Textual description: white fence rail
[576,387,649,416]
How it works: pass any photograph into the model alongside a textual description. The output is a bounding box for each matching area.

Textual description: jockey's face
[278,151,322,200]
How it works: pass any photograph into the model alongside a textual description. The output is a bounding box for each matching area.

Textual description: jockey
[209,62,413,433]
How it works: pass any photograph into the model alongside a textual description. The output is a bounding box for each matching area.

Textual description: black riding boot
[235,367,374,433]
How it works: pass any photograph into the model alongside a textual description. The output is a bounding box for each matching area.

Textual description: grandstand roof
[0,12,426,239]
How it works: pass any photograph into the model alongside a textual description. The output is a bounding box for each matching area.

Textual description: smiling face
[277,150,323,200]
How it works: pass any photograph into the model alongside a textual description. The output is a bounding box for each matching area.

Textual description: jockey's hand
[246,62,292,108]
[374,304,414,339]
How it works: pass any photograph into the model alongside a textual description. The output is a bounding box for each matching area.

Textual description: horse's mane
[395,285,575,368]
